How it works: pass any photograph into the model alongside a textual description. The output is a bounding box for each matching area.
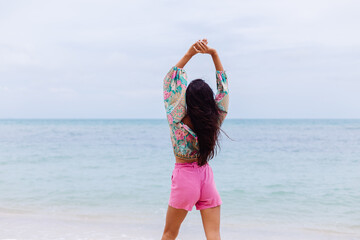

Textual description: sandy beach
[1,210,359,240]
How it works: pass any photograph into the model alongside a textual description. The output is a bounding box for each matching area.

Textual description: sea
[0,119,359,240]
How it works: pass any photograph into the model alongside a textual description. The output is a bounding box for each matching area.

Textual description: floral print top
[163,66,229,160]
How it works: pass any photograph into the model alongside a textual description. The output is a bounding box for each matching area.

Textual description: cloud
[0,0,359,118]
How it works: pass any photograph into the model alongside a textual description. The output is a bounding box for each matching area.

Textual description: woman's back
[163,65,229,162]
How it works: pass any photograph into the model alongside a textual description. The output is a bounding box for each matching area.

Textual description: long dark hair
[186,79,221,166]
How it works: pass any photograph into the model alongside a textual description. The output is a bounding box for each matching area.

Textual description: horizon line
[1,118,360,120]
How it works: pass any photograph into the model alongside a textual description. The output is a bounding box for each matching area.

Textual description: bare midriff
[175,156,198,164]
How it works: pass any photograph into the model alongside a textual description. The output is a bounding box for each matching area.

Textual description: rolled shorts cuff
[195,200,222,210]
[168,202,193,211]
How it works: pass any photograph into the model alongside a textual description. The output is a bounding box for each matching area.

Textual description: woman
[162,39,229,240]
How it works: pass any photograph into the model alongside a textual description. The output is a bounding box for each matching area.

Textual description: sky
[0,0,359,119]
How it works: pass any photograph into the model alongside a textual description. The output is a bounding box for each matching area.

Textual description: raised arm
[210,50,224,71]
[163,66,187,125]
[193,39,224,71]
[215,69,229,124]
[164,40,205,124]
[194,40,229,124]
[175,39,206,68]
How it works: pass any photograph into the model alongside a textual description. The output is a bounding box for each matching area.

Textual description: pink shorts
[169,161,222,211]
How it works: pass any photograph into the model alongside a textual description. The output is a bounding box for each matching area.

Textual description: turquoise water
[0,119,360,238]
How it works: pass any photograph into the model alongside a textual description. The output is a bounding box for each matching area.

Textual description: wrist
[185,52,195,58]
[210,49,217,56]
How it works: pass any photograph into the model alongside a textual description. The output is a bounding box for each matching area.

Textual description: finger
[196,41,205,49]
[202,38,208,44]
[198,41,208,51]
[193,46,201,52]
[196,44,206,54]
[195,42,204,51]
[199,40,207,46]
[193,40,201,47]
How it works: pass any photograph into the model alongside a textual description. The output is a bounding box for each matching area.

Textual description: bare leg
[200,205,221,240]
[161,205,188,240]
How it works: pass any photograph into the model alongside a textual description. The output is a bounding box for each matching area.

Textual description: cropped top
[163,66,229,160]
